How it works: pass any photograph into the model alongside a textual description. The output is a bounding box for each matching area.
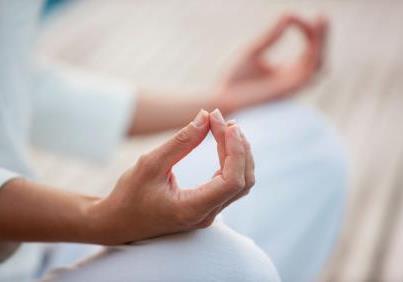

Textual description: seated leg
[41,222,280,282]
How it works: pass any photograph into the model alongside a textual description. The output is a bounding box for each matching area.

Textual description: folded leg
[41,222,280,282]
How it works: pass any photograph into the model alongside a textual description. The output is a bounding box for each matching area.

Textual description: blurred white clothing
[0,1,346,282]
[0,0,135,278]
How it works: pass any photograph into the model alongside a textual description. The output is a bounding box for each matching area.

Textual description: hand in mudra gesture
[217,14,328,114]
[91,109,254,244]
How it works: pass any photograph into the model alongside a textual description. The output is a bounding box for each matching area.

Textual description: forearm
[127,89,232,136]
[0,178,100,243]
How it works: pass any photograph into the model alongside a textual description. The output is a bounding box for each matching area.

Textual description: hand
[216,14,328,114]
[90,109,254,244]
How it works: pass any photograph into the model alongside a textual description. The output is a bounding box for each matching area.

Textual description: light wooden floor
[35,0,403,281]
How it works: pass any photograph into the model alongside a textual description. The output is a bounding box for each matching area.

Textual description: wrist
[85,196,125,245]
[75,195,118,245]
[84,197,110,244]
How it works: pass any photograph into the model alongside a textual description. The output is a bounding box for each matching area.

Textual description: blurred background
[29,0,403,281]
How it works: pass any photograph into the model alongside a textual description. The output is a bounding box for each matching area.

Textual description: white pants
[41,101,347,282]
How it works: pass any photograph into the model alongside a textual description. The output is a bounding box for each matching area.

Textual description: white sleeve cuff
[31,65,136,162]
[0,168,20,189]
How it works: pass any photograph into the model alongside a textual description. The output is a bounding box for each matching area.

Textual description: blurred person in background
[0,1,346,281]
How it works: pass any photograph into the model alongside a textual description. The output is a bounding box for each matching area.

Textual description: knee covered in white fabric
[42,222,280,282]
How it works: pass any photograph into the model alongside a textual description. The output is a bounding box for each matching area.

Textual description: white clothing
[0,0,136,189]
[0,1,346,281]
[42,222,280,282]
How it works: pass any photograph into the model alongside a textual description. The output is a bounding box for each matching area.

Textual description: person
[0,1,346,281]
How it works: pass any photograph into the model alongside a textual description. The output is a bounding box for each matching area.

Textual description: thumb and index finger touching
[186,109,248,214]
[249,13,329,62]
[148,108,249,215]
[150,109,210,175]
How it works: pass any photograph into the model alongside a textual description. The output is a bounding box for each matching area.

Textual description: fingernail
[227,119,236,126]
[211,108,225,124]
[233,125,242,140]
[192,110,207,127]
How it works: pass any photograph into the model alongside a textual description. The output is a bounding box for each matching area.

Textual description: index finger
[150,110,209,175]
[210,109,227,168]
[314,16,329,70]
[299,17,327,71]
[249,14,316,57]
[184,124,246,213]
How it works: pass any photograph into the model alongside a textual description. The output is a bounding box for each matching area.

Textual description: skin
[129,14,327,135]
[0,14,327,245]
[0,110,252,244]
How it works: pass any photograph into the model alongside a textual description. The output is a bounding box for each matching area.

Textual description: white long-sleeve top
[0,0,135,261]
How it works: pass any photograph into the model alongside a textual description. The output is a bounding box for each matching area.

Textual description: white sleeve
[0,168,20,189]
[30,63,136,162]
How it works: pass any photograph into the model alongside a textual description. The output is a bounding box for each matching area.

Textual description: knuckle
[281,13,294,23]
[137,153,151,167]
[136,153,159,175]
[242,188,251,197]
[198,217,215,229]
[239,150,246,159]
[226,176,246,191]
[247,175,256,189]
[174,128,193,146]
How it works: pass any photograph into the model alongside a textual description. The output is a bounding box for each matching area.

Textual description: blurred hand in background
[217,14,328,114]
[132,14,328,135]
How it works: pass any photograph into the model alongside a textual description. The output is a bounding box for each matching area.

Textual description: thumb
[151,109,210,174]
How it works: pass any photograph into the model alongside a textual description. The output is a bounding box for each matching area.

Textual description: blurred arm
[127,89,224,136]
[32,15,326,145]
[31,60,227,154]
[129,14,328,136]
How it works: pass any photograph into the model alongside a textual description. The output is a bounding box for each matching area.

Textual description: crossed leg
[41,221,280,282]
